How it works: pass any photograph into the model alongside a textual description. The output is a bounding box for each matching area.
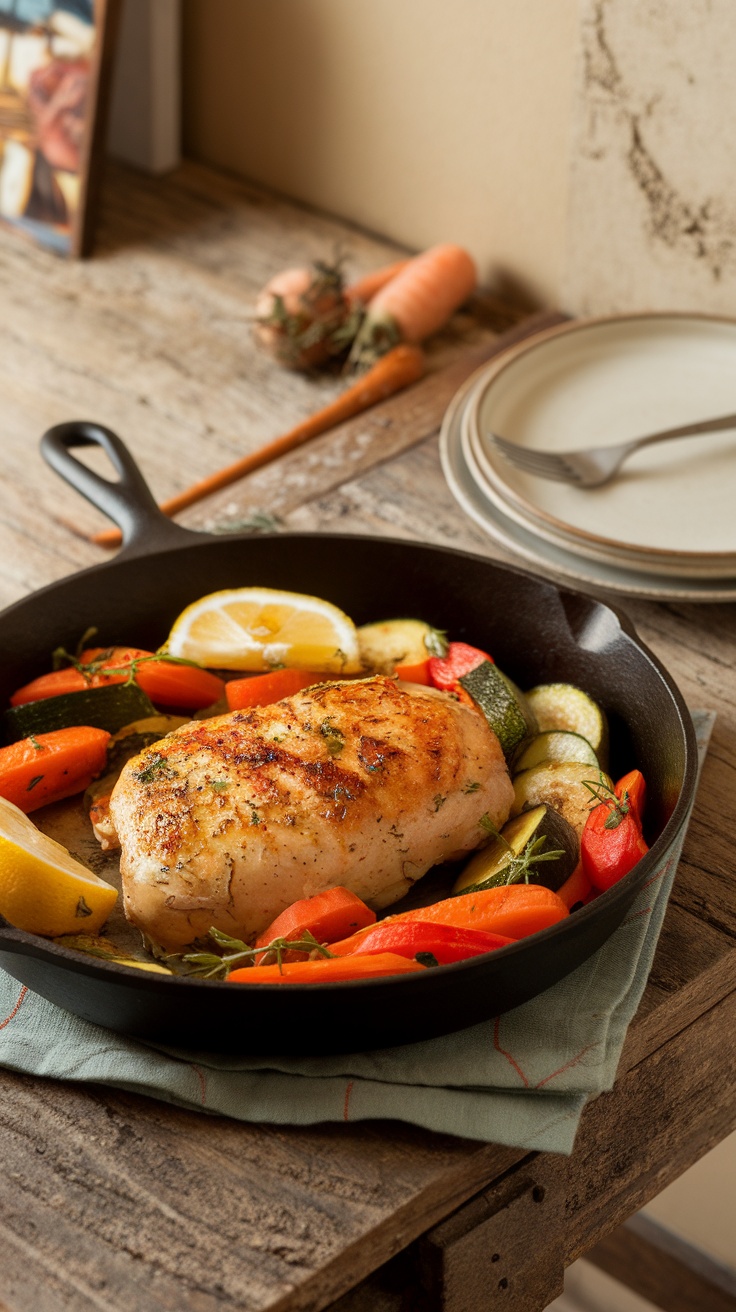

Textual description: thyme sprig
[500,836,566,886]
[582,774,629,830]
[52,642,209,687]
[175,927,335,979]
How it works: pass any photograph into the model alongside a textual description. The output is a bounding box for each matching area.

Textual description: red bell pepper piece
[331,919,515,964]
[581,772,649,893]
[428,642,493,691]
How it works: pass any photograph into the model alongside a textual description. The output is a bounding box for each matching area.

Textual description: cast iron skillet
[0,423,697,1054]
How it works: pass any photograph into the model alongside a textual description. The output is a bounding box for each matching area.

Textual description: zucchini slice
[357,619,446,673]
[525,683,609,770]
[458,662,537,761]
[453,804,578,895]
[511,761,613,836]
[2,683,156,743]
[515,730,599,771]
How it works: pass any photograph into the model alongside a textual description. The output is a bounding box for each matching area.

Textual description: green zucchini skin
[453,804,578,895]
[458,662,537,761]
[3,683,156,743]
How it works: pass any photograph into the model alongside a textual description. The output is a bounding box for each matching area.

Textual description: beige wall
[182,0,579,308]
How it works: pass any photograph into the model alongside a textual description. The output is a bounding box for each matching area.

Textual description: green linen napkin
[0,712,713,1154]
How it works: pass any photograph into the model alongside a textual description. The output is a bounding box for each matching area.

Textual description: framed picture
[0,0,121,256]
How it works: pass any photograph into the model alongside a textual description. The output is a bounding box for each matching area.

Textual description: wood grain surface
[0,159,733,1312]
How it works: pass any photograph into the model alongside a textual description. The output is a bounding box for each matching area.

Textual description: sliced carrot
[225,668,323,711]
[394,660,432,685]
[255,886,377,960]
[226,953,425,984]
[0,726,110,813]
[12,647,223,711]
[382,884,569,941]
[556,862,593,911]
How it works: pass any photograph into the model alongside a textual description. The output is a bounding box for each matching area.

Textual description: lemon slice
[0,797,117,937]
[164,587,362,673]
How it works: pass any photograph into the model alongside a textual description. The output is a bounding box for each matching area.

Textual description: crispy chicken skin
[109,677,514,953]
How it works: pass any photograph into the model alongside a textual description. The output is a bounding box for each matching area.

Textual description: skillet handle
[41,421,202,557]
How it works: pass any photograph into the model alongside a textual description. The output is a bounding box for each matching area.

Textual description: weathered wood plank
[0,159,520,609]
[0,1070,523,1312]
[565,987,736,1262]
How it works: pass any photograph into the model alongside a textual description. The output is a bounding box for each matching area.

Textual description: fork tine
[488,435,584,484]
[488,433,558,468]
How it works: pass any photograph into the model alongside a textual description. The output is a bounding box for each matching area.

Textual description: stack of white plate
[439,314,736,601]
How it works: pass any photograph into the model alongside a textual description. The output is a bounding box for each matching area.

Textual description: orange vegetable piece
[382,884,569,941]
[227,953,425,984]
[350,244,477,366]
[11,646,223,710]
[255,886,377,958]
[556,861,593,911]
[225,668,323,711]
[0,726,110,813]
[394,660,431,685]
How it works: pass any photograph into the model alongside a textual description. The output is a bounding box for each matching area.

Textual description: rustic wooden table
[0,162,734,1312]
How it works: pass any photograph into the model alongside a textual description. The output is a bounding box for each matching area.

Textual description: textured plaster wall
[563,0,736,314]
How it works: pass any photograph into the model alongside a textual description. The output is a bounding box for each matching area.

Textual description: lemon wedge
[164,586,362,673]
[0,797,117,937]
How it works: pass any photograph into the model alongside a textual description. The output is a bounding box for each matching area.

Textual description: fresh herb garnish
[210,780,229,793]
[320,719,345,756]
[177,928,334,979]
[582,774,629,830]
[133,753,177,785]
[479,812,503,839]
[28,733,45,754]
[500,836,566,886]
[25,774,44,791]
[433,794,447,811]
[463,781,481,794]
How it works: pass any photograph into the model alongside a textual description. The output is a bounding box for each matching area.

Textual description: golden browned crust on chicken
[109,677,514,952]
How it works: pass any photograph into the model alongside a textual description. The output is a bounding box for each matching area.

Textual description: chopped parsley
[320,719,345,756]
[133,753,177,784]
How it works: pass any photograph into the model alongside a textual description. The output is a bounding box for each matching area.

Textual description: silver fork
[489,412,736,488]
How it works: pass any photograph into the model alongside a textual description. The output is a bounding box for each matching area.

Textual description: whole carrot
[344,258,411,306]
[349,244,477,368]
[91,344,426,549]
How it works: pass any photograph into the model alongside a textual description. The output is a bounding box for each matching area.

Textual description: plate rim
[465,310,736,565]
[439,369,736,603]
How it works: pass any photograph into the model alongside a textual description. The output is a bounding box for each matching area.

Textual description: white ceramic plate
[440,371,736,603]
[465,314,736,573]
[463,422,736,580]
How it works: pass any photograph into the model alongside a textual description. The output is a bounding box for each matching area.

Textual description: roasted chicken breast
[109,676,514,952]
